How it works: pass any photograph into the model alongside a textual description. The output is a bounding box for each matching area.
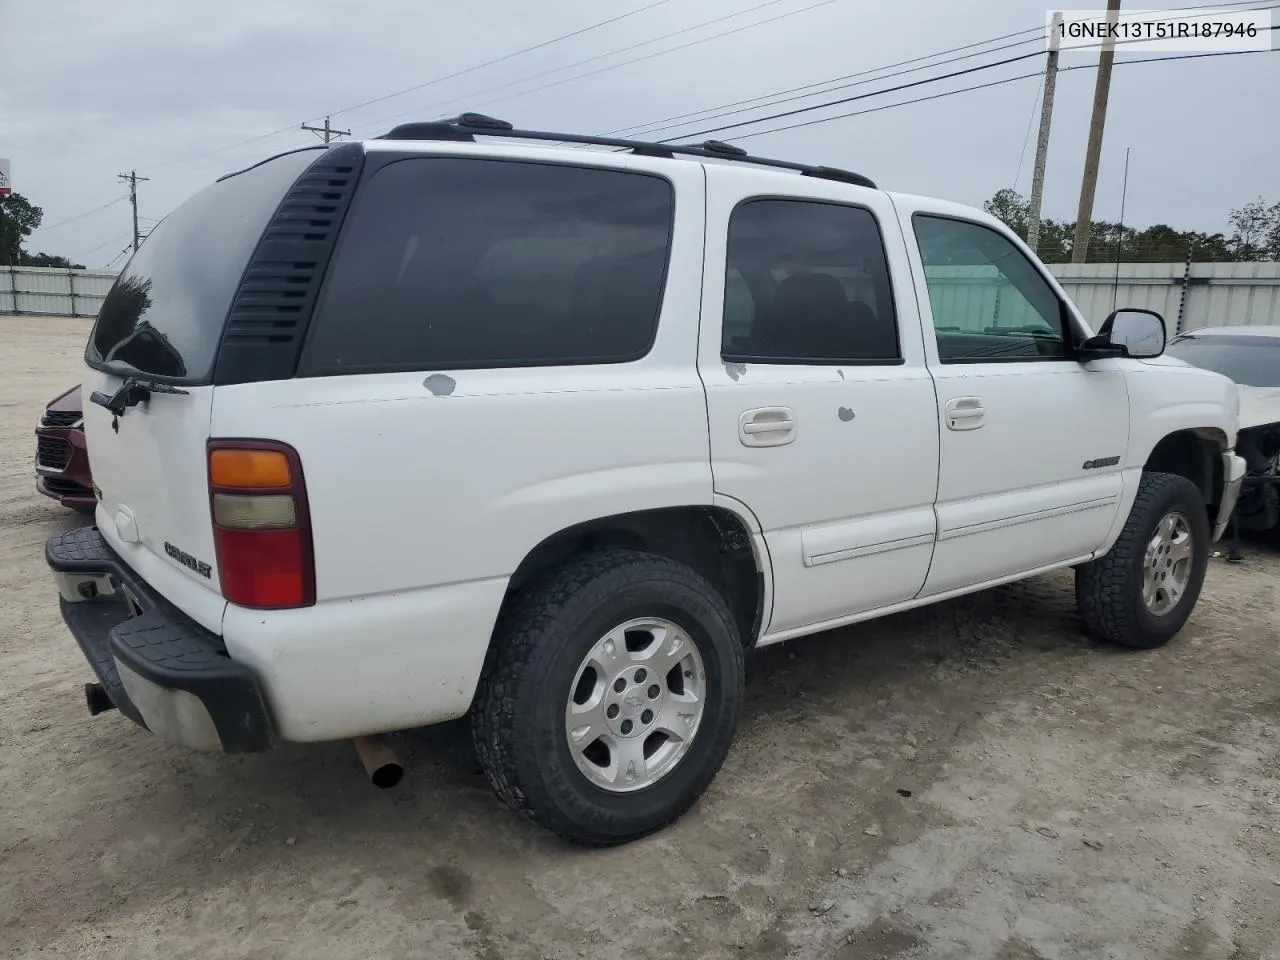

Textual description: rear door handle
[945,396,985,431]
[739,407,797,447]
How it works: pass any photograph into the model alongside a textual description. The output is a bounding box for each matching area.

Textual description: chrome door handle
[739,407,797,447]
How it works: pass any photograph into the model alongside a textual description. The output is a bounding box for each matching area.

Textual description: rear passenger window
[300,158,674,374]
[722,199,900,364]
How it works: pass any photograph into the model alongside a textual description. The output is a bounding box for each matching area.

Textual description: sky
[3,0,1277,269]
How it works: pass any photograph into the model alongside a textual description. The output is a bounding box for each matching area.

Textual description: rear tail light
[207,441,315,609]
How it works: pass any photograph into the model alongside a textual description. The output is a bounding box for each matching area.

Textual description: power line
[657,50,1045,143]
[357,0,843,134]
[1013,69,1046,191]
[148,123,301,174]
[660,22,1279,146]
[358,0,804,132]
[610,27,1046,139]
[34,196,126,234]
[125,0,1278,180]
[615,0,1279,141]
[626,33,1045,140]
[139,0,679,174]
[713,46,1279,144]
[74,232,133,261]
[104,242,135,270]
[727,72,1047,141]
[1062,43,1278,72]
[329,0,677,119]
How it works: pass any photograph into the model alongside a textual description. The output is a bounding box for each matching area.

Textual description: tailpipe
[85,682,116,716]
[352,735,403,788]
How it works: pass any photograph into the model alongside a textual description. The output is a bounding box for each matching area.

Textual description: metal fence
[1048,262,1280,335]
[0,266,118,318]
[4,261,1280,335]
[921,261,1280,337]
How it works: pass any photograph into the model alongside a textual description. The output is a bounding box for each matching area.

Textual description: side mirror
[1080,308,1167,360]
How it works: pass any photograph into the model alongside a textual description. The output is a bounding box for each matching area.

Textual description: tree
[1266,204,1280,261]
[18,251,86,269]
[983,188,1029,238]
[0,193,43,266]
[982,188,1279,264]
[1228,196,1270,257]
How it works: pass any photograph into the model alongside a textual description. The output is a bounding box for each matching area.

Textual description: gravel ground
[1,314,1278,960]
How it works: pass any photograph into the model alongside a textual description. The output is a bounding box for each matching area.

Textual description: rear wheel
[472,548,745,846]
[1075,472,1210,649]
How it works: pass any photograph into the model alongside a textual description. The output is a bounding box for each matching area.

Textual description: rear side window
[86,148,324,382]
[299,158,674,374]
[721,199,901,365]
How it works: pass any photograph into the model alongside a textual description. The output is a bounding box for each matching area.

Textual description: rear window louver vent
[213,142,366,385]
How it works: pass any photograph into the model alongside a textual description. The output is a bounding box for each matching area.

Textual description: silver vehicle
[1167,326,1280,538]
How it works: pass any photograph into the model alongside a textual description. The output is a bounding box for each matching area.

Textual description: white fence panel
[1,266,119,318]
[3,262,1280,333]
[1047,262,1280,333]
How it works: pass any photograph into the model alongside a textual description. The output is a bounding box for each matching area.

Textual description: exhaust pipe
[85,682,116,716]
[352,735,403,788]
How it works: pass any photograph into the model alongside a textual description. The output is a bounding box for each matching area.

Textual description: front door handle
[945,396,985,431]
[739,407,797,447]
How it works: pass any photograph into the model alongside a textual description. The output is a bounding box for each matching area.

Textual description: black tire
[1075,471,1210,649]
[472,548,746,846]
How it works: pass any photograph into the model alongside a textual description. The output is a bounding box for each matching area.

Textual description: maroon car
[35,385,95,513]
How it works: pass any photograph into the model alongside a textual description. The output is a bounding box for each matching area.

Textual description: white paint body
[82,140,1243,743]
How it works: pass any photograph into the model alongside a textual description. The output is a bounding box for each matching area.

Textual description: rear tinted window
[298,158,674,374]
[721,199,900,364]
[86,148,323,382]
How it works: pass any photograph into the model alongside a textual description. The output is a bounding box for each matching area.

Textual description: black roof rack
[376,113,877,190]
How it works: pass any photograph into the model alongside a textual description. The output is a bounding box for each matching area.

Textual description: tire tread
[472,547,743,845]
[1076,471,1208,649]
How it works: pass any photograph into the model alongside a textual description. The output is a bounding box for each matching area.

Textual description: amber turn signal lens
[209,449,292,488]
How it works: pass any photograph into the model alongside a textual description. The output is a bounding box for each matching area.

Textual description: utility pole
[301,116,350,143]
[117,169,149,252]
[1072,0,1122,263]
[1112,146,1131,311]
[1026,13,1062,256]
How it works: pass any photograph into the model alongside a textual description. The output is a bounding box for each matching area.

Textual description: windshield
[86,147,324,383]
[1165,334,1280,388]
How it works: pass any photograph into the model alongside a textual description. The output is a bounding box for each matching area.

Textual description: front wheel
[472,548,745,846]
[1075,471,1210,649]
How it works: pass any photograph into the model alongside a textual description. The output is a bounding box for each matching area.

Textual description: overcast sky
[4,0,1276,268]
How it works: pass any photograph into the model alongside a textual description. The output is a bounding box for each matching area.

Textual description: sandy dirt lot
[1,314,1278,960]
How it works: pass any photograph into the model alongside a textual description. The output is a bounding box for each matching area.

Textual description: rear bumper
[1213,451,1247,542]
[46,526,273,753]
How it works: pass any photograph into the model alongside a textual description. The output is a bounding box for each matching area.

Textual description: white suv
[47,114,1245,846]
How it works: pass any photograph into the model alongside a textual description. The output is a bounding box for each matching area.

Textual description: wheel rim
[1143,510,1194,616]
[564,617,707,794]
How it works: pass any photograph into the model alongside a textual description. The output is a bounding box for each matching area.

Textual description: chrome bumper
[1212,451,1247,542]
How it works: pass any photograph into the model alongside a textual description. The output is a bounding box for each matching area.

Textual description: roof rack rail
[377,113,877,190]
